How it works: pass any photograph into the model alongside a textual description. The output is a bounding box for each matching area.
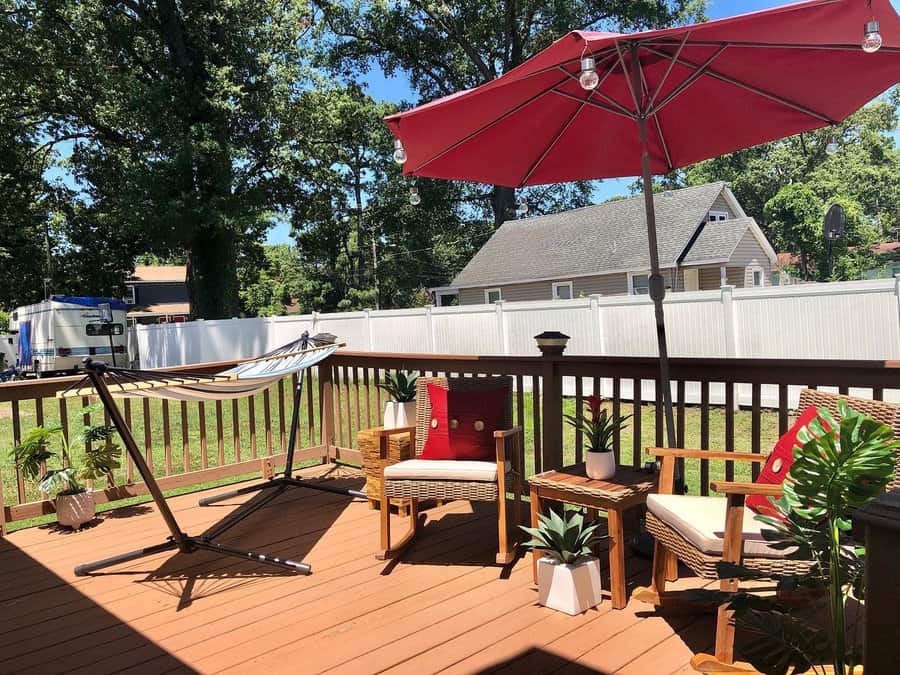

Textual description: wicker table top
[528,464,658,504]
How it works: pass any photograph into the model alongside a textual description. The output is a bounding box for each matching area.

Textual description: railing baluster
[374,369,382,425]
[574,376,583,465]
[142,398,152,470]
[751,382,762,481]
[181,400,190,472]
[306,369,316,447]
[11,400,24,503]
[216,400,225,465]
[700,380,710,496]
[873,386,884,401]
[612,378,621,464]
[725,382,735,482]
[263,388,273,455]
[778,384,789,435]
[35,398,48,499]
[334,367,344,448]
[248,394,257,460]
[352,367,361,437]
[198,401,208,469]
[342,366,352,445]
[532,375,541,475]
[82,397,92,456]
[515,375,525,431]
[655,379,664,448]
[277,379,286,453]
[676,380,686,484]
[362,368,372,429]
[162,400,172,475]
[232,399,241,463]
[632,378,642,469]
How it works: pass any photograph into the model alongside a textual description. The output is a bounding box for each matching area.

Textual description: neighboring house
[437,182,776,305]
[125,265,190,323]
[774,242,900,285]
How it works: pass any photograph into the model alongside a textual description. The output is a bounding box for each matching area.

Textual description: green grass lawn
[1,378,779,532]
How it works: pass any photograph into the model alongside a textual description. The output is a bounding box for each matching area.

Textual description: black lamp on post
[534,331,570,357]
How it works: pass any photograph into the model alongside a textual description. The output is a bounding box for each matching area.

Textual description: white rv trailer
[9,296,128,376]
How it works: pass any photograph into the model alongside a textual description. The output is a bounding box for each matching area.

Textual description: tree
[239,244,305,317]
[313,0,707,225]
[5,0,314,318]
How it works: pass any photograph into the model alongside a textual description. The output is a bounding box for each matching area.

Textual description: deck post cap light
[392,139,407,164]
[863,20,882,52]
[534,331,570,356]
[578,56,599,90]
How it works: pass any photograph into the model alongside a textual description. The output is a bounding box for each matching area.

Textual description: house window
[124,284,136,305]
[629,273,650,295]
[436,293,458,307]
[746,266,764,287]
[708,210,729,222]
[485,288,502,304]
[552,281,573,300]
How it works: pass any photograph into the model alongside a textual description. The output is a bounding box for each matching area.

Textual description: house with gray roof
[434,182,776,306]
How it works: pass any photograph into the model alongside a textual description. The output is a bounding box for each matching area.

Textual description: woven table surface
[528,464,657,502]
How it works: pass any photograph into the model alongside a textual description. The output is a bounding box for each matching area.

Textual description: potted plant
[521,508,605,615]
[696,401,897,675]
[565,395,631,480]
[10,405,122,530]
[378,371,418,430]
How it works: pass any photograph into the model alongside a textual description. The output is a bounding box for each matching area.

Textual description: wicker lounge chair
[372,376,523,564]
[633,388,900,673]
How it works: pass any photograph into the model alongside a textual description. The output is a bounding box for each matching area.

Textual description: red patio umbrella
[385,0,900,448]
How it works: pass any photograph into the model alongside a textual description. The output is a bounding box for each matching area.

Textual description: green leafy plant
[377,371,418,403]
[10,404,122,497]
[695,402,897,675]
[519,508,605,565]
[564,395,631,453]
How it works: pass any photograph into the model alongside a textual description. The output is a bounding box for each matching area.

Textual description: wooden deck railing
[2,350,899,534]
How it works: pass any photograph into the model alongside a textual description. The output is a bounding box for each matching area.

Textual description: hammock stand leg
[199,370,365,508]
[74,360,311,577]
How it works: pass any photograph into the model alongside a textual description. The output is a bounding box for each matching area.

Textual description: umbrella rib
[648,45,729,116]
[550,89,633,121]
[408,72,572,174]
[638,62,674,171]
[555,62,633,118]
[641,45,836,124]
[615,41,641,116]
[643,38,900,53]
[518,95,591,187]
[648,31,691,110]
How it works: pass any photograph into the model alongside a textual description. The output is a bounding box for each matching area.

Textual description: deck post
[319,364,336,457]
[540,357,564,472]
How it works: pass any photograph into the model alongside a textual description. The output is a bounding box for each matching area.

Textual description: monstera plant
[702,402,897,675]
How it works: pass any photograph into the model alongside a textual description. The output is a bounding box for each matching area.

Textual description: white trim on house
[627,271,651,296]
[746,264,766,287]
[707,210,729,222]
[484,288,503,304]
[552,281,574,300]
[721,187,748,219]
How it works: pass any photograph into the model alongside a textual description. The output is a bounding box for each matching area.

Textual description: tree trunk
[491,185,516,226]
[186,227,240,319]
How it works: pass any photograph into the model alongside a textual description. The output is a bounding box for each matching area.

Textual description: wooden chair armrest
[370,426,416,437]
[494,426,523,467]
[647,447,768,463]
[711,481,783,497]
[493,426,522,439]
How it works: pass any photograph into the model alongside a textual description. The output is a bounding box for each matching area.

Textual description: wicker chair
[633,388,900,673]
[372,376,523,565]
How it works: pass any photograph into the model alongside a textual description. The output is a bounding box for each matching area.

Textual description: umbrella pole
[635,115,678,452]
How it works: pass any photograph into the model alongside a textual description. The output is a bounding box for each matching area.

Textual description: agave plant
[10,404,122,497]
[693,401,897,675]
[377,371,418,403]
[520,508,605,565]
[564,395,631,453]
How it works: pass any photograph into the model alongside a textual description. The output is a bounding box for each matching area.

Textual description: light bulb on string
[516,197,529,217]
[392,139,407,165]
[578,56,599,91]
[825,137,839,155]
[862,20,882,53]
[409,186,421,206]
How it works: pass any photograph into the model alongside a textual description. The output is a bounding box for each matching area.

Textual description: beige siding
[699,267,724,290]
[708,193,736,218]
[458,273,628,305]
[728,229,772,286]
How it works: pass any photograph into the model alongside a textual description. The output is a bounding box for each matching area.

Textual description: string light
[578,56,599,91]
[516,196,528,217]
[825,137,839,155]
[409,186,421,206]
[862,20,882,53]
[392,139,407,165]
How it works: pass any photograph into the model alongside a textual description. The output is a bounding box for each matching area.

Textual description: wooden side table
[357,427,414,512]
[528,464,657,610]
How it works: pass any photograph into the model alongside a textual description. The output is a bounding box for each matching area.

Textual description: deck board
[0,466,714,674]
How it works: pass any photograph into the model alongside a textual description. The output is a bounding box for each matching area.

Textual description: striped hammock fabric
[58,332,341,401]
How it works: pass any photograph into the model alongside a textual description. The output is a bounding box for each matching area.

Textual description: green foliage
[9,405,122,497]
[696,403,898,675]
[377,371,418,403]
[563,395,630,453]
[239,244,306,317]
[520,508,604,565]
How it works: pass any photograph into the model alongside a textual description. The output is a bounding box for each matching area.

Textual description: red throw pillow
[746,405,824,517]
[420,384,507,461]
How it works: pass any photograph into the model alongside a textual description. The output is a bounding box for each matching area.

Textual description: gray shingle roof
[680,216,756,264]
[451,182,729,288]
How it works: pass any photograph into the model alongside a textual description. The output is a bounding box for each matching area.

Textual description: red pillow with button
[746,405,825,517]
[420,384,507,461]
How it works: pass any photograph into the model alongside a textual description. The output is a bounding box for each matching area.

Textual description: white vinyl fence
[134,277,900,407]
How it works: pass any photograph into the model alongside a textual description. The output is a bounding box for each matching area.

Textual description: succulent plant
[520,507,604,565]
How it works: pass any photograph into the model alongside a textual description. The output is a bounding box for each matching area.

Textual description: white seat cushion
[383,459,506,482]
[647,494,791,559]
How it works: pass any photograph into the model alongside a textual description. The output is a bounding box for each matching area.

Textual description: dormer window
[708,210,728,222]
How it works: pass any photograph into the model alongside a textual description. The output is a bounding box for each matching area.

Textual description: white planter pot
[383,400,416,430]
[585,451,616,480]
[56,491,96,530]
[537,556,603,615]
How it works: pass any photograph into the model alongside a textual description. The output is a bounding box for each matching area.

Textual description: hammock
[58,332,342,401]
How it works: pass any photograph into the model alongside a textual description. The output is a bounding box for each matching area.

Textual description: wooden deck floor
[0,466,716,674]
